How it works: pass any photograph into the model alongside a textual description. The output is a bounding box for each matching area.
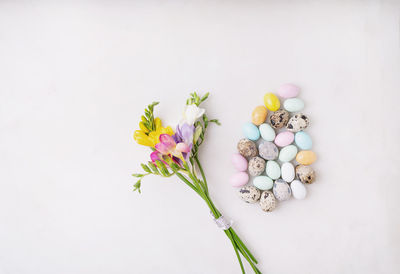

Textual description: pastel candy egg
[251,106,268,125]
[259,141,279,160]
[296,150,317,165]
[229,172,249,187]
[281,162,295,182]
[274,131,294,147]
[266,160,281,180]
[259,191,276,212]
[248,156,266,176]
[277,84,300,98]
[231,153,248,171]
[283,98,305,112]
[253,176,273,190]
[273,179,291,201]
[295,131,312,150]
[263,93,280,111]
[259,123,276,141]
[242,122,260,141]
[278,145,298,162]
[290,180,307,199]
[238,186,261,203]
[237,139,258,158]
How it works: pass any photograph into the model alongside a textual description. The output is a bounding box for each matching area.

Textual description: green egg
[278,145,298,162]
[253,176,273,190]
[266,160,281,179]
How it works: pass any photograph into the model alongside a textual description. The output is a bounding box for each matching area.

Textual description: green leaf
[154,161,166,176]
[139,101,160,133]
[156,160,170,176]
[133,180,141,193]
[203,115,209,128]
[149,101,159,108]
[209,119,221,125]
[200,92,209,103]
[170,162,180,171]
[141,163,151,173]
[132,173,144,178]
[148,161,160,174]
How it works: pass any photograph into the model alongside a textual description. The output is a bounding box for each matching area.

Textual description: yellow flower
[134,117,174,147]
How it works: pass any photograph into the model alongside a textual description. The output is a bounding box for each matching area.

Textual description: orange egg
[296,150,317,165]
[251,106,268,125]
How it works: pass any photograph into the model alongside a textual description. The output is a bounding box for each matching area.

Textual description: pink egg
[277,84,300,98]
[274,131,294,147]
[231,153,248,171]
[229,172,249,187]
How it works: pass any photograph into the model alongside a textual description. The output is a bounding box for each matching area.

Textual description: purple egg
[229,172,249,187]
[231,153,248,171]
[277,84,300,98]
[274,131,294,147]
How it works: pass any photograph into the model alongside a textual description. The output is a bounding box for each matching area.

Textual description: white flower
[182,104,205,125]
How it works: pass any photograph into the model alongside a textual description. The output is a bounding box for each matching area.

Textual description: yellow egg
[263,93,280,111]
[251,106,268,125]
[296,151,317,165]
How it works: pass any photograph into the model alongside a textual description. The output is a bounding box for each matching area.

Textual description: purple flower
[172,123,195,159]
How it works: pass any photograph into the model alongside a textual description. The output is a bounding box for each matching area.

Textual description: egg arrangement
[231,84,317,212]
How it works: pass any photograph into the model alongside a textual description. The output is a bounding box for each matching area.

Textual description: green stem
[226,229,245,274]
[230,229,258,264]
[201,191,261,273]
[175,163,260,273]
[184,162,208,195]
[199,170,258,266]
[175,172,202,197]
[203,191,260,273]
[194,156,209,195]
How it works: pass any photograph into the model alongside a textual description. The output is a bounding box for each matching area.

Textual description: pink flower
[154,134,190,161]
[150,150,182,167]
[150,151,167,164]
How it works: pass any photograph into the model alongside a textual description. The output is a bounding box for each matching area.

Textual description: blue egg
[242,122,260,141]
[295,131,312,150]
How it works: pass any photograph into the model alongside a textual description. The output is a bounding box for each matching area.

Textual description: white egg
[281,162,295,182]
[290,180,307,199]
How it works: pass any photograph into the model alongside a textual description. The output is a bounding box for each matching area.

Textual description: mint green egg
[283,98,304,112]
[279,145,298,162]
[259,123,276,141]
[253,176,273,190]
[266,160,281,179]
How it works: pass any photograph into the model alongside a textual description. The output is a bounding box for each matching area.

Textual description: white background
[1,1,399,273]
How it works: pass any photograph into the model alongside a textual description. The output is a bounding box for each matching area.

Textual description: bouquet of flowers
[132,93,260,273]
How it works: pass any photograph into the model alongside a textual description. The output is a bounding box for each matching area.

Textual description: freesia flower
[155,134,190,161]
[150,151,167,164]
[134,117,174,147]
[173,123,195,160]
[172,123,195,159]
[150,150,182,166]
[173,123,194,145]
[182,104,205,125]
